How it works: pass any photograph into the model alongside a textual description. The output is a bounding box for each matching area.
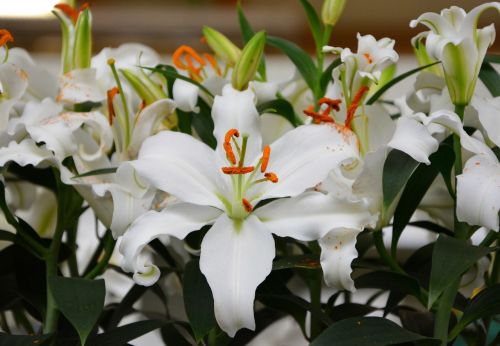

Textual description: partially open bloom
[119,84,374,336]
[410,3,500,106]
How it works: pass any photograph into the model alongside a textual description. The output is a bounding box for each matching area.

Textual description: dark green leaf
[0,230,15,243]
[355,271,422,298]
[160,323,194,346]
[73,101,102,112]
[382,149,419,211]
[428,235,494,308]
[485,54,500,64]
[449,284,500,339]
[272,254,320,270]
[267,36,318,95]
[366,61,441,105]
[72,167,117,179]
[177,109,193,135]
[319,58,341,96]
[0,333,51,346]
[49,276,105,345]
[147,65,214,98]
[310,317,440,346]
[479,62,500,97]
[183,259,216,342]
[299,0,322,50]
[191,98,217,149]
[89,320,166,346]
[409,221,453,237]
[7,164,56,192]
[329,303,378,322]
[14,245,46,316]
[391,144,454,255]
[257,99,303,127]
[105,285,148,330]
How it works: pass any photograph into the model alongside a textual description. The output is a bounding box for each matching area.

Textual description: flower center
[220,128,278,219]
[363,53,373,64]
[172,45,222,82]
[303,97,342,124]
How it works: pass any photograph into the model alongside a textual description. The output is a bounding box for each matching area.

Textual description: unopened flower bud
[202,26,241,67]
[321,0,346,26]
[231,31,266,91]
[73,8,92,69]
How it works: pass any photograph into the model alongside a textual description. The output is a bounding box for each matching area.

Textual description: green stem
[66,224,79,277]
[373,230,405,274]
[43,178,69,335]
[434,278,460,345]
[84,230,116,279]
[315,24,333,101]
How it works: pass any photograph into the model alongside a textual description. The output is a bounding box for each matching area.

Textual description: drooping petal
[212,84,261,162]
[131,131,227,208]
[120,203,222,285]
[387,114,439,165]
[251,124,359,202]
[172,79,199,113]
[0,139,57,168]
[199,214,275,337]
[57,68,105,105]
[0,63,28,131]
[457,155,500,231]
[254,191,376,241]
[319,228,362,291]
[473,96,500,148]
[128,98,176,158]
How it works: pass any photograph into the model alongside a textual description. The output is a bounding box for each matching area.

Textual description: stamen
[204,53,222,76]
[363,53,373,64]
[0,30,13,48]
[264,172,279,183]
[345,85,369,129]
[242,198,253,212]
[172,45,206,78]
[221,166,254,174]
[319,97,342,112]
[261,145,271,172]
[106,87,119,125]
[303,105,334,124]
[54,3,89,24]
[224,129,240,165]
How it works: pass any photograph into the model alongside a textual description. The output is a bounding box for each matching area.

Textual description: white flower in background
[410,2,500,106]
[119,84,374,336]
[323,33,399,101]
[0,62,28,132]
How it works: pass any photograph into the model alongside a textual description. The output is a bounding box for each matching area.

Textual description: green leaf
[191,98,217,149]
[0,333,51,346]
[49,276,105,345]
[160,323,194,346]
[485,54,500,64]
[479,62,500,97]
[72,167,117,179]
[299,0,322,50]
[267,36,318,95]
[237,1,266,80]
[272,254,321,270]
[147,65,214,99]
[183,259,216,342]
[310,317,440,346]
[428,235,494,308]
[382,149,420,211]
[329,303,378,322]
[366,61,441,105]
[391,144,455,255]
[257,99,303,127]
[449,284,500,340]
[89,320,166,346]
[354,271,422,299]
[319,58,341,96]
[0,230,15,243]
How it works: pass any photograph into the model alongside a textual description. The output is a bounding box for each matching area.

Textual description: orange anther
[0,30,13,47]
[303,105,334,124]
[345,85,369,129]
[223,129,240,165]
[264,172,278,183]
[221,166,255,175]
[242,198,253,212]
[106,87,119,125]
[138,100,147,112]
[363,53,373,64]
[319,97,342,112]
[54,3,89,24]
[203,53,222,76]
[172,45,206,78]
[261,145,271,173]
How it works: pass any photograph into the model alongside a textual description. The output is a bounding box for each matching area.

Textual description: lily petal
[120,203,222,285]
[132,131,227,208]
[200,214,275,337]
[173,79,200,113]
[457,155,500,231]
[255,191,376,241]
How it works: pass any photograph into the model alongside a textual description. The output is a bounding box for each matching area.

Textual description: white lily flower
[410,3,500,106]
[119,84,369,336]
[0,62,28,132]
[324,33,398,99]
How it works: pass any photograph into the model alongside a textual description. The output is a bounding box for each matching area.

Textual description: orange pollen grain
[221,166,255,175]
[345,85,369,129]
[363,53,373,64]
[242,198,253,212]
[106,87,119,125]
[303,106,334,124]
[264,172,278,183]
[261,145,271,172]
[223,128,240,165]
[203,53,222,76]
[0,30,13,47]
[172,45,206,76]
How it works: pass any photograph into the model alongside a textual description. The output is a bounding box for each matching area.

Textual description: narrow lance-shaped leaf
[73,8,92,69]
[257,99,304,127]
[299,0,322,50]
[479,62,500,97]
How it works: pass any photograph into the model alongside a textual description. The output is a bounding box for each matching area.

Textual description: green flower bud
[203,26,241,67]
[231,31,266,91]
[73,8,92,69]
[321,0,346,26]
[120,68,165,105]
[411,33,442,77]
